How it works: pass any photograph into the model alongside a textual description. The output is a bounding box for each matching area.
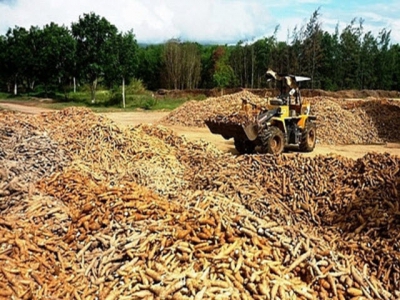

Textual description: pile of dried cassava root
[160,91,400,144]
[0,107,399,299]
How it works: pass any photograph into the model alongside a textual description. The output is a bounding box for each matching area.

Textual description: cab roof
[290,75,311,82]
[266,73,311,83]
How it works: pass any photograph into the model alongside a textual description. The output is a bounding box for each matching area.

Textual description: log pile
[34,107,188,198]
[160,91,267,128]
[206,113,257,128]
[0,107,399,299]
[187,151,400,297]
[160,91,400,144]
[309,98,383,145]
[355,99,400,142]
[0,111,70,211]
[33,167,323,299]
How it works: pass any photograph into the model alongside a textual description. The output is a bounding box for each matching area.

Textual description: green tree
[253,35,276,88]
[319,28,340,90]
[118,31,139,108]
[137,44,163,91]
[359,31,378,89]
[106,30,139,108]
[375,28,392,90]
[27,23,75,96]
[212,46,235,94]
[301,8,323,88]
[199,45,218,88]
[389,44,400,90]
[23,26,41,92]
[162,39,181,89]
[288,24,304,74]
[0,35,8,91]
[180,42,201,89]
[230,41,245,87]
[339,18,363,89]
[162,39,202,89]
[229,40,257,88]
[271,41,290,74]
[71,12,118,102]
[3,27,30,95]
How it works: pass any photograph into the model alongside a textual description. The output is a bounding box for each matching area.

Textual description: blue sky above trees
[0,0,399,44]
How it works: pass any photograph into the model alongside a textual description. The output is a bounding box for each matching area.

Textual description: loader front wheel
[261,126,285,155]
[234,138,255,154]
[299,121,316,152]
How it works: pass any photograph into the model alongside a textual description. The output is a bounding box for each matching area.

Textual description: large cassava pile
[0,107,399,300]
[159,91,400,144]
[160,91,267,128]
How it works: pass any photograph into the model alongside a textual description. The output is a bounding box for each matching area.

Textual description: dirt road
[1,102,399,159]
[0,102,54,114]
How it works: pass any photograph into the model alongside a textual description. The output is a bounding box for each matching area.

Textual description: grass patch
[0,92,13,99]
[0,89,207,112]
[0,92,32,100]
[150,98,188,110]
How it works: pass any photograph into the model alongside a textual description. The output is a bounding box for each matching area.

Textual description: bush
[125,78,147,94]
[107,91,123,106]
[66,92,87,102]
[142,97,157,110]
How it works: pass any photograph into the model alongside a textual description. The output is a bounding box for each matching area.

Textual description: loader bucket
[205,119,259,141]
[243,124,258,141]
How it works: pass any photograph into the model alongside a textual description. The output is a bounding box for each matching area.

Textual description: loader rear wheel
[234,138,255,154]
[261,126,285,155]
[299,121,316,152]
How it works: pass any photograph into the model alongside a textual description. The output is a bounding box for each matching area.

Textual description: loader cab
[263,71,315,146]
[266,73,311,117]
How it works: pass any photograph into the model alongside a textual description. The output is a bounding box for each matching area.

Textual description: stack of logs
[0,111,70,211]
[205,113,257,128]
[0,107,399,299]
[160,91,267,128]
[186,151,400,298]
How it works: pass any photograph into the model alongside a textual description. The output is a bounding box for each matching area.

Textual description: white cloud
[0,0,399,44]
[0,0,274,43]
[388,19,400,44]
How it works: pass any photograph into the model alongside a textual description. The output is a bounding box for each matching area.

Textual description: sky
[0,0,399,45]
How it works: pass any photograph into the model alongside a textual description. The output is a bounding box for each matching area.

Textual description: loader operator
[280,86,297,105]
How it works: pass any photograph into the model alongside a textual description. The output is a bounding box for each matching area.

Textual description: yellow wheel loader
[205,71,316,155]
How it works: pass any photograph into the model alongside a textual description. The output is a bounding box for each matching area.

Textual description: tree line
[1,9,399,104]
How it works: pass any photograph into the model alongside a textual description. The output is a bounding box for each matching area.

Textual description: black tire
[299,121,316,152]
[260,126,285,155]
[234,138,255,154]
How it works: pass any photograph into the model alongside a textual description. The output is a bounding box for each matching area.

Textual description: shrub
[107,91,123,107]
[142,97,157,110]
[125,78,147,94]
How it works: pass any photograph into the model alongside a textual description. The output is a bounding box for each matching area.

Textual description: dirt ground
[1,102,399,159]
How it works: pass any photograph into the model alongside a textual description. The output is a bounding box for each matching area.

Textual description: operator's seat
[270,94,288,106]
[269,99,284,106]
[290,104,302,116]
